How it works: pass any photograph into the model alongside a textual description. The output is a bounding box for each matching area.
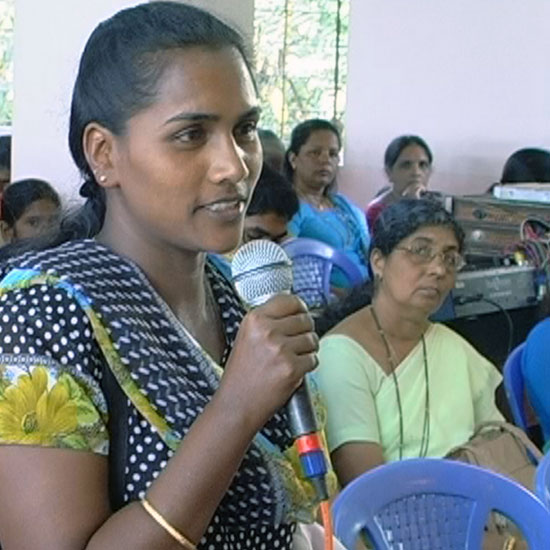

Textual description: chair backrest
[332,458,550,550]
[281,237,364,308]
[503,342,528,431]
[535,451,550,509]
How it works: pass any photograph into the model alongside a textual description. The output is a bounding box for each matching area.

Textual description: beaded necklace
[370,306,431,460]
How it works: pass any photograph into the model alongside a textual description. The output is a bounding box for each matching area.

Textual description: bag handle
[472,420,543,462]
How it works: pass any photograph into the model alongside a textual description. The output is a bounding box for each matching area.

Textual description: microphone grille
[232,239,293,307]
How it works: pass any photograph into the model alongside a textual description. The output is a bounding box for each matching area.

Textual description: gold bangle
[502,535,516,550]
[141,497,197,550]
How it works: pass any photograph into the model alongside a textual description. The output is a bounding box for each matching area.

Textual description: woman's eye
[412,246,432,258]
[174,126,206,144]
[236,120,258,141]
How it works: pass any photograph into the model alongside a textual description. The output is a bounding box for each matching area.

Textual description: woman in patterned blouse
[0,3,323,549]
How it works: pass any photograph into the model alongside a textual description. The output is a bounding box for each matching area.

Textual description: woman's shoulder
[429,323,497,371]
[332,192,363,215]
[1,239,128,276]
[321,309,374,359]
[318,321,383,385]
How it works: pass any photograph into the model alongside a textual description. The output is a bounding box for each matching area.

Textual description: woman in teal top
[314,200,503,487]
[285,119,370,285]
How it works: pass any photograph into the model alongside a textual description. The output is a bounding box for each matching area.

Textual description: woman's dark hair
[371,198,464,256]
[1,178,60,227]
[246,163,299,220]
[384,135,433,171]
[500,148,550,183]
[284,119,341,190]
[315,199,464,336]
[49,2,253,247]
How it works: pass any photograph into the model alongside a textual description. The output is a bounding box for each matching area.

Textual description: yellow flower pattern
[0,366,107,452]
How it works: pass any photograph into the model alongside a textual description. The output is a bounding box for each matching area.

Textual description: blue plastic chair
[281,237,364,308]
[535,451,550,509]
[332,458,550,550]
[503,343,528,432]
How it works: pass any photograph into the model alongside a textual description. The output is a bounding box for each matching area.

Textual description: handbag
[293,523,347,550]
[446,421,543,550]
[446,420,542,490]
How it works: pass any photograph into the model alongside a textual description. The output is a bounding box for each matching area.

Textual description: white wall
[12,0,139,205]
[12,0,254,205]
[342,0,550,207]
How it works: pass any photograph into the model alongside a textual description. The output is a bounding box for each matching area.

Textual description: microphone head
[232,239,293,307]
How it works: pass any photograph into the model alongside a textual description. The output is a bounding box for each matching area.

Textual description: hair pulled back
[59,2,253,243]
[384,135,432,171]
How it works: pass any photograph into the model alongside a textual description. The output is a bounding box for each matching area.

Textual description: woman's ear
[82,122,119,189]
[288,151,297,171]
[0,220,13,243]
[370,248,385,279]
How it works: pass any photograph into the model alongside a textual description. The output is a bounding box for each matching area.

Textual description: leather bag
[446,420,542,491]
[446,421,543,550]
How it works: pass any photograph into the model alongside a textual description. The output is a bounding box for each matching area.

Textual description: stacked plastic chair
[502,342,529,431]
[282,237,363,309]
[332,458,550,550]
[535,451,550,509]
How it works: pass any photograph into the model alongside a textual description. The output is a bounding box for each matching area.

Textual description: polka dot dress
[0,240,297,549]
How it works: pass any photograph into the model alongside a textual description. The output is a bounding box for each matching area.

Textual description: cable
[320,500,334,550]
[453,294,514,360]
[479,297,515,360]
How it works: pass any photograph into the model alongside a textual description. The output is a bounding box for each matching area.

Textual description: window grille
[254,0,349,143]
[0,0,14,126]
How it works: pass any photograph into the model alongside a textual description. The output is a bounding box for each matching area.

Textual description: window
[0,0,14,126]
[254,0,349,142]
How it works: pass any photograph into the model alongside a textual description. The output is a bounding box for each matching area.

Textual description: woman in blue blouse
[285,119,370,286]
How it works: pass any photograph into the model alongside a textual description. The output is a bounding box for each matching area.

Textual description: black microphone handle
[286,379,318,437]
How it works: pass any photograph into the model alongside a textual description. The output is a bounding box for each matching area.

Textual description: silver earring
[98,174,107,183]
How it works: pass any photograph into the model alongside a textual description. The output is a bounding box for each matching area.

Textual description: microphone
[232,239,329,500]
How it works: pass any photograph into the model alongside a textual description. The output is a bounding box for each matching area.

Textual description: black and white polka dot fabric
[0,240,299,549]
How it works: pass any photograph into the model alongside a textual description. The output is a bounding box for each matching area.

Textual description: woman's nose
[427,253,448,275]
[210,136,250,184]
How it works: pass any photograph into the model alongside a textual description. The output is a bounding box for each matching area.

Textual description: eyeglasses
[394,244,465,271]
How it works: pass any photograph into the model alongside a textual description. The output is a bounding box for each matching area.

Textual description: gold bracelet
[141,497,197,550]
[502,535,516,550]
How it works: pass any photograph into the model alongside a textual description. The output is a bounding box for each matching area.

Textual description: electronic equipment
[492,183,550,204]
[452,194,550,256]
[433,265,540,321]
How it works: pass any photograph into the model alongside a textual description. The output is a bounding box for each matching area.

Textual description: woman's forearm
[87,389,259,549]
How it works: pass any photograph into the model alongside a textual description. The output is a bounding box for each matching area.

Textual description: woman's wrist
[208,383,264,439]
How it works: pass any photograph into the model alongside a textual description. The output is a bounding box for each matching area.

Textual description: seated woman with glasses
[314,199,503,487]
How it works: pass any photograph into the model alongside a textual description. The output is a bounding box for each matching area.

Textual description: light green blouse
[316,323,503,461]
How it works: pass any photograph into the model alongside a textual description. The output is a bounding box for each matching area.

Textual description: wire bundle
[515,217,550,270]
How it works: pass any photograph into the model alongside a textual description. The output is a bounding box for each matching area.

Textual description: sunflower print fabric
[0,240,334,550]
[0,363,108,453]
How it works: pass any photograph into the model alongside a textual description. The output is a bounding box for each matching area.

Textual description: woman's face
[371,225,460,316]
[289,130,340,192]
[386,144,432,197]
[95,46,262,256]
[6,199,60,242]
